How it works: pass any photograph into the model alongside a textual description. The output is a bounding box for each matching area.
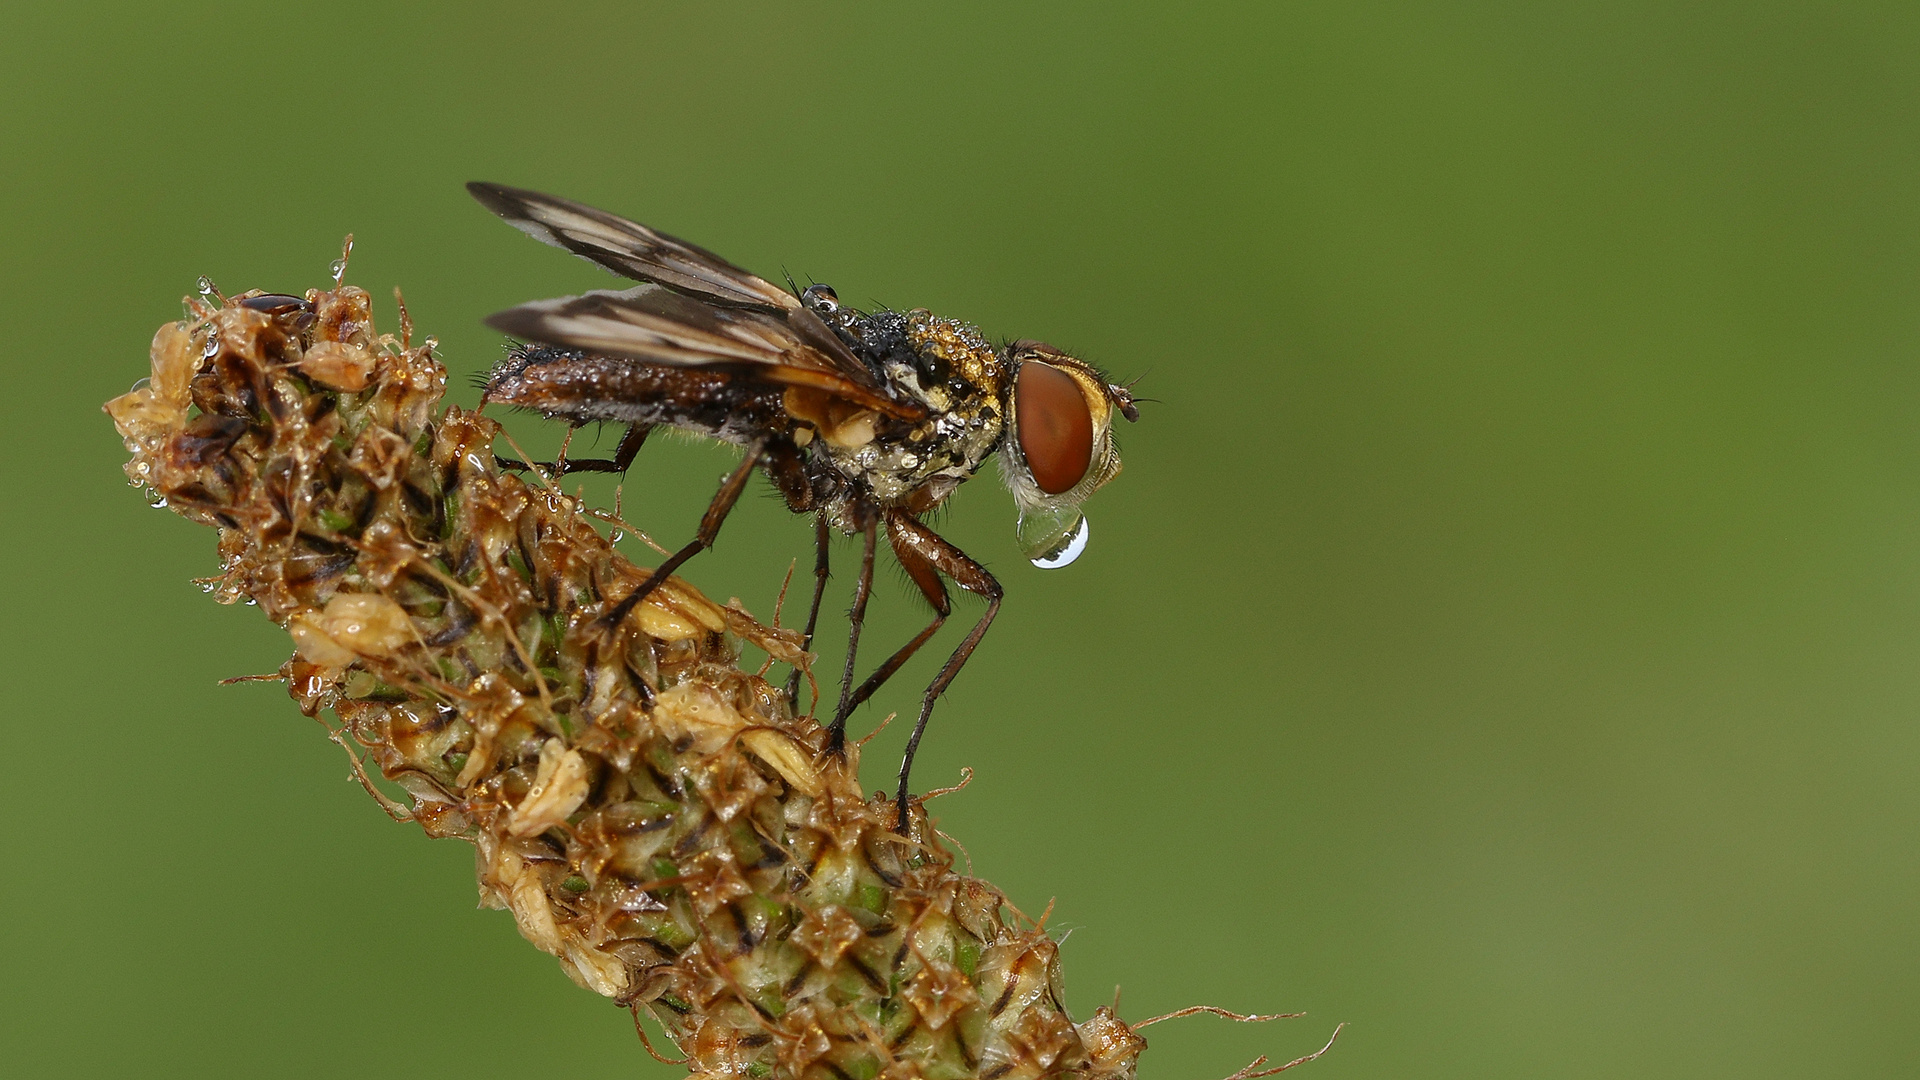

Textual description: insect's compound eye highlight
[1016,361,1094,495]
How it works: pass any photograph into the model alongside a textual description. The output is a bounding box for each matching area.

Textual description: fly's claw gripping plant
[103,271,1333,1080]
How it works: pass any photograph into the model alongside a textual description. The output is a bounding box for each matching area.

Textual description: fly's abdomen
[485,345,787,444]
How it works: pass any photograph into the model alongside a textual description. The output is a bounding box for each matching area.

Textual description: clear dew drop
[129,376,150,393]
[1029,514,1089,569]
[196,276,223,303]
[147,494,169,509]
[329,235,357,285]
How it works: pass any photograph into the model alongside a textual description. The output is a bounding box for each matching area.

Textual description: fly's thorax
[904,309,1006,403]
[808,396,1004,509]
[794,310,1008,512]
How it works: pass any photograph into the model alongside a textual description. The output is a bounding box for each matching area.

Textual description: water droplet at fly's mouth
[1027,513,1089,569]
[1017,504,1091,568]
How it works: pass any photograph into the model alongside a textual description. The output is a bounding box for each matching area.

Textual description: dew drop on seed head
[129,377,150,393]
[196,276,223,303]
[330,236,355,284]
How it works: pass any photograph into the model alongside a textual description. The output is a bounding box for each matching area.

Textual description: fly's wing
[468,182,886,393]
[469,182,793,309]
[485,284,925,419]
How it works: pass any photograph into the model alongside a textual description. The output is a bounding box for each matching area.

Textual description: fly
[467,183,1139,830]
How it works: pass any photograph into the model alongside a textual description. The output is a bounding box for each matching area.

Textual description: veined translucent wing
[470,183,919,418]
[484,284,923,417]
[468,182,800,311]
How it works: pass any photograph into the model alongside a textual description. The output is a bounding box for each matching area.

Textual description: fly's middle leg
[600,438,763,632]
[786,515,832,711]
[826,520,878,755]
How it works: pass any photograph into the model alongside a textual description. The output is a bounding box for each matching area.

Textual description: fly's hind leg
[557,422,651,475]
[601,439,764,632]
[881,510,1002,833]
[498,422,652,476]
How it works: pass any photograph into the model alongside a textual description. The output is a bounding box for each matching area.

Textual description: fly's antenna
[1106,371,1151,422]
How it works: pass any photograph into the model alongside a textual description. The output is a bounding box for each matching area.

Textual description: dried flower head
[104,270,1333,1080]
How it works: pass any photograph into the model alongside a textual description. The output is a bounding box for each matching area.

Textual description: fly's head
[997,340,1139,568]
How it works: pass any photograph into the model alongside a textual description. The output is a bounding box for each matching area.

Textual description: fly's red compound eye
[1016,361,1094,495]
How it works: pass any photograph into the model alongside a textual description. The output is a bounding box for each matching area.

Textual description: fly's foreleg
[832,512,954,731]
[884,511,1002,833]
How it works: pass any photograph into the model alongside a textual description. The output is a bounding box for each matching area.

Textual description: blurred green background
[6,2,1918,1076]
